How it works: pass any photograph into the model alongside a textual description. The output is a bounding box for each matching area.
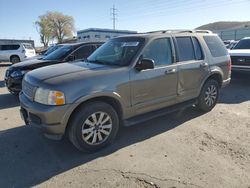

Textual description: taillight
[228,58,232,71]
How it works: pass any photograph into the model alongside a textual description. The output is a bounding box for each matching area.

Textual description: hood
[11,58,60,70]
[228,49,250,56]
[26,61,109,81]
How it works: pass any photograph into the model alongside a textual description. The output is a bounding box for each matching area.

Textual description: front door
[130,37,178,115]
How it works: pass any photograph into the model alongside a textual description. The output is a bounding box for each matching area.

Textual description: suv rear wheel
[196,79,219,112]
[68,101,119,152]
[10,56,20,64]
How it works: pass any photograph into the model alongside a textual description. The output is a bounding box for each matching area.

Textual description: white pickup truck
[229,37,250,72]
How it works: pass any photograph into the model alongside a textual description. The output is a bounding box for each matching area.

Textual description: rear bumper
[19,91,76,140]
[222,78,231,88]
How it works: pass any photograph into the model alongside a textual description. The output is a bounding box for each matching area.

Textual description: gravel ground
[0,62,249,188]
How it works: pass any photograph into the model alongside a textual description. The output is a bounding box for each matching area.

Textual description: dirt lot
[0,62,249,188]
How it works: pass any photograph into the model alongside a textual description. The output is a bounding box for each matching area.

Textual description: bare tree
[47,11,75,43]
[35,15,52,47]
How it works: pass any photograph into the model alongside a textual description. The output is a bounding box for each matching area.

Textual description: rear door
[130,37,178,115]
[174,36,208,102]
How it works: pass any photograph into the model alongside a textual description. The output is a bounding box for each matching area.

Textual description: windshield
[44,45,63,56]
[43,45,73,61]
[23,43,34,50]
[233,39,250,49]
[87,37,145,66]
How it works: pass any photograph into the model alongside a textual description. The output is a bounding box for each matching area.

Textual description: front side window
[176,37,195,61]
[142,38,173,66]
[233,39,250,49]
[87,37,145,66]
[43,45,73,61]
[74,45,94,60]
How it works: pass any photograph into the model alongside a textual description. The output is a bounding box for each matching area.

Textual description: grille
[22,80,35,99]
[231,56,250,66]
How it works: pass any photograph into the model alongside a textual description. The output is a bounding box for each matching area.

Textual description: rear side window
[1,45,20,50]
[143,38,173,67]
[203,36,228,57]
[192,37,203,60]
[176,37,195,61]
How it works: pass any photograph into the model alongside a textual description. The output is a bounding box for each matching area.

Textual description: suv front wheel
[68,101,119,152]
[196,79,219,112]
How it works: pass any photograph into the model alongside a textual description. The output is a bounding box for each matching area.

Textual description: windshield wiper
[85,59,111,65]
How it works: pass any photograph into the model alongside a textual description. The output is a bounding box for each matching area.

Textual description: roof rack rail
[146,29,213,34]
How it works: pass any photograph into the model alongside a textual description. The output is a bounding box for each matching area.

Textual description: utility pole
[111,4,117,30]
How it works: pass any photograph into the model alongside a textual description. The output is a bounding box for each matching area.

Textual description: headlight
[11,70,28,77]
[34,88,65,106]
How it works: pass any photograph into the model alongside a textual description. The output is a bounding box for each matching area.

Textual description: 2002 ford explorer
[19,30,231,152]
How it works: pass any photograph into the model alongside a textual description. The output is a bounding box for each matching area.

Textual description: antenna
[110,4,118,30]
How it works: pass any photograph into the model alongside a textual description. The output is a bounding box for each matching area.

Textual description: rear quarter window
[203,36,228,57]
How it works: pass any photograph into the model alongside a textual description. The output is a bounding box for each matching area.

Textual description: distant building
[77,28,137,42]
[0,39,35,47]
[213,28,250,41]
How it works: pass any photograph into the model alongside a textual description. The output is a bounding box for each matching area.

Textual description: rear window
[23,43,34,49]
[176,37,195,61]
[0,44,20,51]
[233,39,250,49]
[203,36,228,57]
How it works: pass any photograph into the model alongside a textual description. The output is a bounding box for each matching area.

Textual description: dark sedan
[5,42,103,94]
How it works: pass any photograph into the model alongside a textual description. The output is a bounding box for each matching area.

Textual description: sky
[0,0,250,46]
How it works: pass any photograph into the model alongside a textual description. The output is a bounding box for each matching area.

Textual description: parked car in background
[227,40,238,49]
[229,37,250,72]
[5,42,103,94]
[26,44,64,60]
[0,43,36,63]
[19,30,231,152]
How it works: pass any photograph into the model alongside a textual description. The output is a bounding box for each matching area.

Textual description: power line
[110,4,118,30]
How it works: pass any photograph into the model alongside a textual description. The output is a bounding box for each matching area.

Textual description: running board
[123,99,197,127]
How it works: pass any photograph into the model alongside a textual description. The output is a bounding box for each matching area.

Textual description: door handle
[200,62,208,68]
[165,68,176,74]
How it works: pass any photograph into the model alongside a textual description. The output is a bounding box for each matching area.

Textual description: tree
[47,11,75,43]
[35,15,52,47]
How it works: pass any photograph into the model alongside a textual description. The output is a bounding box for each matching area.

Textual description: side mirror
[67,55,75,62]
[135,58,154,71]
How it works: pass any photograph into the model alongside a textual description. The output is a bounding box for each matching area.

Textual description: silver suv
[19,30,231,152]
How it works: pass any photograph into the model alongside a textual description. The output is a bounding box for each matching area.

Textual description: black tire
[196,79,219,112]
[10,56,20,64]
[68,101,119,152]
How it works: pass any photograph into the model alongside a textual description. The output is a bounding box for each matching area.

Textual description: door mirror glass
[135,58,154,71]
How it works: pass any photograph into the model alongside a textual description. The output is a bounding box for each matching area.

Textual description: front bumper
[19,91,76,140]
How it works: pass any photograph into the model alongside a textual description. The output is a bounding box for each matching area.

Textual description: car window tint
[1,45,19,50]
[233,39,250,49]
[143,38,172,67]
[74,45,94,60]
[203,35,228,57]
[192,37,203,60]
[176,37,195,61]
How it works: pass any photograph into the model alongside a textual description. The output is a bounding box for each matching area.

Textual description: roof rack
[146,30,213,34]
